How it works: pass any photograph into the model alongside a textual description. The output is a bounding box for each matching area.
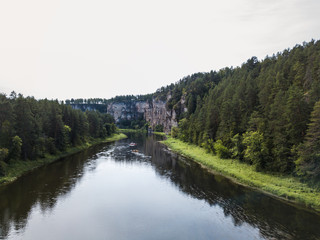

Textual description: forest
[3,40,319,184]
[165,40,320,181]
[0,92,116,176]
[65,94,153,106]
[63,40,320,182]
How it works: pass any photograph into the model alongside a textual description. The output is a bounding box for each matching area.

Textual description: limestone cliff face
[106,101,146,122]
[71,94,186,133]
[144,99,178,133]
[106,94,186,133]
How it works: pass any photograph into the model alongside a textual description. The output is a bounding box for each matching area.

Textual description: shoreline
[161,136,320,214]
[0,133,127,187]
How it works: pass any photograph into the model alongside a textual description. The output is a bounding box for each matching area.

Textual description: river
[0,133,320,240]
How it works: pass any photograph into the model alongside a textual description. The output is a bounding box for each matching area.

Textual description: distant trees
[154,124,164,132]
[65,94,153,108]
[0,93,117,169]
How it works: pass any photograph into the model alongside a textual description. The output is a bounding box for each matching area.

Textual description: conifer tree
[296,100,320,178]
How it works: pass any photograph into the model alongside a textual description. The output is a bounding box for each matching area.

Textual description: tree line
[0,92,116,176]
[167,40,320,180]
[65,94,153,106]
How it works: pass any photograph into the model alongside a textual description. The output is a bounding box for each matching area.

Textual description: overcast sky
[1,0,320,100]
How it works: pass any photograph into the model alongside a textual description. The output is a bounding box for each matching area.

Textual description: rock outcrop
[106,98,179,133]
[71,94,186,133]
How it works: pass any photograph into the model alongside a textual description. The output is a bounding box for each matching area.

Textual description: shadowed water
[0,134,320,240]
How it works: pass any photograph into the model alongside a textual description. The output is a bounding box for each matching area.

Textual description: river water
[0,134,320,240]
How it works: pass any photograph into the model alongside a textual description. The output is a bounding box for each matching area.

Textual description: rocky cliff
[70,94,186,133]
[107,98,180,133]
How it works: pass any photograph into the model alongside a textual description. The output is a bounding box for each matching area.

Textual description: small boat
[129,142,137,147]
[132,149,139,153]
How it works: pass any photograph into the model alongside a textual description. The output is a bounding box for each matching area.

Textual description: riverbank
[119,129,147,133]
[0,133,127,186]
[162,137,320,213]
[119,129,166,137]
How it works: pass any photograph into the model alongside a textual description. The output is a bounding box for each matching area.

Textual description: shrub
[242,131,268,171]
[171,127,179,138]
[0,161,7,176]
[154,124,164,132]
[0,148,9,162]
[214,140,231,159]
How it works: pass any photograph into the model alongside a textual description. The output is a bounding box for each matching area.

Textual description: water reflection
[0,144,108,239]
[149,139,320,240]
[112,134,320,240]
[0,134,320,240]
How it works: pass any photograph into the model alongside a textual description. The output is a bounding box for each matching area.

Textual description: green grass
[0,133,127,186]
[162,137,320,213]
[118,129,147,133]
[153,132,166,136]
[119,128,166,137]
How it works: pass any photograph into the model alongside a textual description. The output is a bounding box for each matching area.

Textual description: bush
[10,136,22,160]
[0,161,7,176]
[171,127,179,138]
[46,137,57,154]
[214,140,231,159]
[231,133,244,160]
[0,148,9,162]
[154,124,164,132]
[242,131,268,171]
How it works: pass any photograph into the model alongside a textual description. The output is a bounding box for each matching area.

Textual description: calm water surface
[1,134,320,240]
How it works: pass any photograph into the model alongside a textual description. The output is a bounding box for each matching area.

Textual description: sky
[0,0,320,100]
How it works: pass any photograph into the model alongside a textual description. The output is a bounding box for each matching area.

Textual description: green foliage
[154,124,164,132]
[0,148,9,162]
[163,137,320,212]
[105,123,116,136]
[213,140,231,159]
[63,125,71,147]
[0,93,117,171]
[0,133,127,184]
[231,134,244,160]
[45,137,56,155]
[65,94,153,113]
[10,136,22,161]
[171,126,179,138]
[117,117,146,130]
[0,161,7,176]
[242,131,268,171]
[296,100,320,179]
[177,118,189,142]
[168,39,320,177]
[201,137,215,153]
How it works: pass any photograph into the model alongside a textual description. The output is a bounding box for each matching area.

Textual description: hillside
[67,40,320,179]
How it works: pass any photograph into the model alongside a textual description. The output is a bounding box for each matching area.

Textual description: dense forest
[64,40,320,181]
[165,40,320,180]
[0,92,116,176]
[4,40,319,182]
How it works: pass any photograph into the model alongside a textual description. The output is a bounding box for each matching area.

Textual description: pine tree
[296,100,320,178]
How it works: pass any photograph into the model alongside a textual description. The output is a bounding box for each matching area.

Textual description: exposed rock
[71,93,187,133]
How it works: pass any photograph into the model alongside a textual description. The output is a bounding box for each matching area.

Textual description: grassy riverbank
[162,137,320,213]
[119,129,147,133]
[119,129,166,137]
[153,132,166,136]
[0,133,127,186]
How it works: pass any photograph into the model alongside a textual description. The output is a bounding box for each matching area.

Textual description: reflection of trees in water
[0,144,108,238]
[143,136,320,240]
[1,136,320,240]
